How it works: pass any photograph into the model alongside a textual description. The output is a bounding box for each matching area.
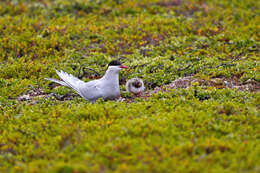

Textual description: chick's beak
[120,65,128,69]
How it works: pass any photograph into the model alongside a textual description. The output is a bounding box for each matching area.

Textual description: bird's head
[107,60,128,72]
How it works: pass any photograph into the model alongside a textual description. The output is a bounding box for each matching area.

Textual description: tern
[45,60,128,103]
[126,78,145,95]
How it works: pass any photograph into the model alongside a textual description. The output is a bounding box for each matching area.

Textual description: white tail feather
[45,78,68,86]
[55,70,85,98]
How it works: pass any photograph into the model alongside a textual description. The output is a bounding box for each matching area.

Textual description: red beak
[120,65,128,69]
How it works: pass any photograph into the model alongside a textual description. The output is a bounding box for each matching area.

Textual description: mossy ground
[0,0,259,172]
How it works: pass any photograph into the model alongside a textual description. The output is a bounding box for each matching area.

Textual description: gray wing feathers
[79,81,103,102]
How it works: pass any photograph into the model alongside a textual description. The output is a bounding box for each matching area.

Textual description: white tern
[45,60,128,103]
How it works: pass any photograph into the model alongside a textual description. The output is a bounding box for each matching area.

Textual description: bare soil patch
[16,76,259,103]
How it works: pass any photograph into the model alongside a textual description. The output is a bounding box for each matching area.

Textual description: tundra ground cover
[0,0,259,172]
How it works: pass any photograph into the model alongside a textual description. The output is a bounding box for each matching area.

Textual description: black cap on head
[108,60,122,66]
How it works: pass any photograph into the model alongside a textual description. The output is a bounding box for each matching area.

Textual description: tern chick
[126,78,145,95]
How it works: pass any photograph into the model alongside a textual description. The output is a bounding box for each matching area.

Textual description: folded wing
[78,80,103,102]
[50,70,103,102]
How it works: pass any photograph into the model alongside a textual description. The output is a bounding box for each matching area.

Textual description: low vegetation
[0,0,259,172]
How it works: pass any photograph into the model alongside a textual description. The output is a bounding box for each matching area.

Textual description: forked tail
[45,78,69,86]
[46,70,87,99]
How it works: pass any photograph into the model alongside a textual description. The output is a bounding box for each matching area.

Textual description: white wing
[55,70,103,102]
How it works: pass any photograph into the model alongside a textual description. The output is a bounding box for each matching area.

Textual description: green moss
[0,0,259,172]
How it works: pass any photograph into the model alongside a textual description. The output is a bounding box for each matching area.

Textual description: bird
[125,78,145,95]
[45,60,128,103]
